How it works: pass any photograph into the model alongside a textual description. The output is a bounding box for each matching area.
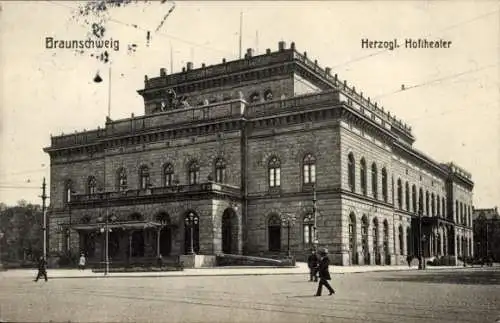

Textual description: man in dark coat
[307,249,319,282]
[315,248,335,296]
[34,256,48,282]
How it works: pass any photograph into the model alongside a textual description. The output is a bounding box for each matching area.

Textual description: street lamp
[184,212,198,255]
[94,63,112,276]
[281,214,296,257]
[99,217,111,275]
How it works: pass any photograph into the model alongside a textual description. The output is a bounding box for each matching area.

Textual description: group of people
[33,252,87,283]
[307,248,335,296]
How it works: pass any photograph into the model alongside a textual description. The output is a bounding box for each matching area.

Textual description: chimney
[266,48,271,54]
[202,63,206,68]
[160,68,167,76]
[182,67,186,72]
[278,41,286,51]
[186,62,193,71]
[246,48,254,58]
[222,58,226,63]
[325,67,331,75]
[290,42,296,50]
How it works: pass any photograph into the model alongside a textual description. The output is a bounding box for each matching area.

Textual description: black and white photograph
[0,1,499,322]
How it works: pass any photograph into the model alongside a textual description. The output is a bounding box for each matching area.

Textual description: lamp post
[94,63,112,276]
[185,212,198,255]
[281,213,296,257]
[99,218,111,275]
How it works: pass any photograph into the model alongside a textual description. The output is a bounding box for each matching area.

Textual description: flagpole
[239,12,243,59]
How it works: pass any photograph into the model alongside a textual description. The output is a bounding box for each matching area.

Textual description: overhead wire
[46,0,233,56]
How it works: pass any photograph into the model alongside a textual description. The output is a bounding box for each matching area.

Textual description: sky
[0,1,499,208]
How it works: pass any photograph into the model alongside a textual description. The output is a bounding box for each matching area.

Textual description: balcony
[69,182,242,207]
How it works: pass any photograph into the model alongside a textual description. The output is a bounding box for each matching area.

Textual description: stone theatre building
[44,41,474,266]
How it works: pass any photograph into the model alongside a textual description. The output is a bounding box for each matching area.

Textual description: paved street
[0,267,499,323]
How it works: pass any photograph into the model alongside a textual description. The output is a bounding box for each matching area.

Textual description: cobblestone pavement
[0,267,498,323]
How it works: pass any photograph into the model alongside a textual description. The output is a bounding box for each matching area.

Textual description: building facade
[473,207,499,261]
[44,41,474,266]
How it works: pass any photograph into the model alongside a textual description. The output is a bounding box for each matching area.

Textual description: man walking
[315,248,335,296]
[307,249,319,282]
[34,256,48,282]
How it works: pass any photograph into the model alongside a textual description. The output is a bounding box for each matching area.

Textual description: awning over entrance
[71,221,167,232]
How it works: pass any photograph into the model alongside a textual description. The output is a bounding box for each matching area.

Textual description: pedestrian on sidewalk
[78,253,86,271]
[406,255,413,268]
[34,256,48,282]
[315,248,335,296]
[307,249,319,282]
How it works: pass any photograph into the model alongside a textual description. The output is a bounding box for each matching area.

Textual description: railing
[145,50,295,88]
[49,100,247,149]
[246,90,340,118]
[70,182,242,204]
[293,51,414,139]
[50,128,106,148]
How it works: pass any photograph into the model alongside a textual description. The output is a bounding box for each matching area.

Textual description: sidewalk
[0,262,475,279]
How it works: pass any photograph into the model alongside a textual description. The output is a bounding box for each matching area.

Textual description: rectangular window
[304,225,310,244]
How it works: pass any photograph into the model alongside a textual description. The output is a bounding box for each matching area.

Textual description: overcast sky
[0,1,498,208]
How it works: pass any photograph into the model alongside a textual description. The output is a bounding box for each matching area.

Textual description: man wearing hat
[315,248,335,296]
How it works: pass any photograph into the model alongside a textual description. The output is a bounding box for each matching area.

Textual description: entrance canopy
[71,220,169,232]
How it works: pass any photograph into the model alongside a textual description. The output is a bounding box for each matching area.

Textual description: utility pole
[41,177,48,259]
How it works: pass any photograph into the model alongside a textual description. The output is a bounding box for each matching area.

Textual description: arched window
[139,165,150,189]
[399,225,404,255]
[303,153,316,185]
[460,202,463,224]
[418,188,424,214]
[425,191,430,215]
[412,185,417,213]
[361,215,369,264]
[268,214,281,251]
[163,163,174,187]
[303,213,314,245]
[373,218,379,262]
[405,181,410,211]
[397,179,403,210]
[268,156,281,188]
[117,168,127,192]
[383,220,389,263]
[215,158,226,183]
[371,163,378,199]
[188,160,200,185]
[436,194,440,217]
[349,213,357,264]
[348,153,355,192]
[431,193,435,216]
[360,158,367,195]
[87,176,97,195]
[64,179,73,204]
[381,168,388,202]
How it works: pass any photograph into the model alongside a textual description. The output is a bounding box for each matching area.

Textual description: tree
[0,203,43,262]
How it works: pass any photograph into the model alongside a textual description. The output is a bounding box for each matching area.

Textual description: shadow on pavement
[378,269,500,285]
